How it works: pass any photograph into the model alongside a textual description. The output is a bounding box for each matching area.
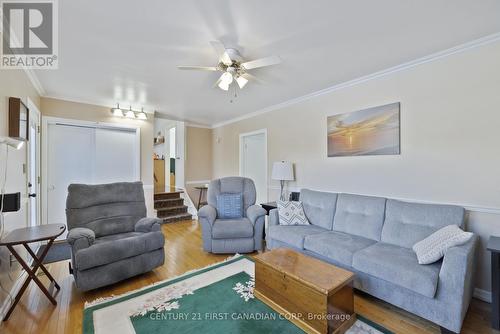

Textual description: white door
[47,124,95,227]
[46,123,139,229]
[27,99,41,227]
[240,130,267,205]
[94,127,138,184]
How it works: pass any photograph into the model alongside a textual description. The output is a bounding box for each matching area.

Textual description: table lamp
[272,161,294,201]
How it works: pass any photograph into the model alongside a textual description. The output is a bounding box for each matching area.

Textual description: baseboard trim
[473,288,492,303]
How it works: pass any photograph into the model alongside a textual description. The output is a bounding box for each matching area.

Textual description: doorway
[239,129,267,205]
[153,118,185,193]
[27,98,41,227]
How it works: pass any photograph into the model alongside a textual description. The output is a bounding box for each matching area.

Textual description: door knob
[28,193,36,198]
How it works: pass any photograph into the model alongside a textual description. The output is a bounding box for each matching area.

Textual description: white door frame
[41,116,141,225]
[239,128,268,202]
[26,97,41,227]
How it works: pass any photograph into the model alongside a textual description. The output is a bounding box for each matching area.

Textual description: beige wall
[0,70,40,309]
[185,126,212,205]
[212,41,500,297]
[40,98,155,214]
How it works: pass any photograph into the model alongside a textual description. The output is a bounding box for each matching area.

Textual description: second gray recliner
[198,177,266,253]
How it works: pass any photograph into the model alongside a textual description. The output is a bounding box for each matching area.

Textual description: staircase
[154,190,192,223]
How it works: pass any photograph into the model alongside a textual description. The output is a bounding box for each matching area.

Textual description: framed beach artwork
[327,102,400,157]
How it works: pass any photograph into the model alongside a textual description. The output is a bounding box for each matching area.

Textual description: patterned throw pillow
[412,225,473,265]
[277,201,310,226]
[216,193,243,219]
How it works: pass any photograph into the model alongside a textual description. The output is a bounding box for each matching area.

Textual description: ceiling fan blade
[241,72,264,84]
[210,40,232,66]
[241,55,281,70]
[213,73,227,89]
[177,66,218,71]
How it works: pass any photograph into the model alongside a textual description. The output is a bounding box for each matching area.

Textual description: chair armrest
[198,205,217,252]
[198,205,217,225]
[269,208,279,226]
[135,217,162,232]
[246,205,266,225]
[67,227,95,252]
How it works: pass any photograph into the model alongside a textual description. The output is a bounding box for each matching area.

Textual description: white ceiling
[35,0,500,126]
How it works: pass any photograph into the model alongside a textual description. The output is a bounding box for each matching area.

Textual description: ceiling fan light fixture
[236,76,248,89]
[218,81,230,91]
[221,71,233,85]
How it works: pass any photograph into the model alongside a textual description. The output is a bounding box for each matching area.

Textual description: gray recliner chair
[66,182,165,291]
[198,177,266,253]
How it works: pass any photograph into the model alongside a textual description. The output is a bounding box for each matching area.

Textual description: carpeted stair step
[157,205,188,218]
[154,191,183,201]
[154,198,184,209]
[162,213,192,223]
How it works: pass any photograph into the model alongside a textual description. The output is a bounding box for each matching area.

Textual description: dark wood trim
[8,97,29,141]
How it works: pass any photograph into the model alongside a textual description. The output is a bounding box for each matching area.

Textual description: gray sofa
[266,189,478,333]
[198,177,267,253]
[66,182,165,291]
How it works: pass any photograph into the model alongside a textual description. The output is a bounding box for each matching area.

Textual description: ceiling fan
[177,41,281,91]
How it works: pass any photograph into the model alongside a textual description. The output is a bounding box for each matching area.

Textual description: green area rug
[83,255,392,334]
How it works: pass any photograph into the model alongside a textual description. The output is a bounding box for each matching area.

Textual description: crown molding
[24,68,45,96]
[185,122,212,129]
[2,28,46,96]
[211,31,500,129]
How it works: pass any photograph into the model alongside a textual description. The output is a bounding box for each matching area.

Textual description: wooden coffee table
[254,248,356,334]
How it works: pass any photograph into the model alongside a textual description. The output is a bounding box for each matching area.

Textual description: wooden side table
[0,224,66,321]
[260,201,277,215]
[488,236,500,329]
[194,186,208,209]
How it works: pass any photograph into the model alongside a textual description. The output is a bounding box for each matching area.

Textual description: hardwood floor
[0,220,498,334]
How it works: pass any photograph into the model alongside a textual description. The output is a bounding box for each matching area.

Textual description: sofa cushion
[212,218,253,239]
[304,231,376,266]
[300,189,338,230]
[352,242,441,298]
[267,225,328,249]
[216,193,243,219]
[75,231,165,271]
[332,194,386,241]
[381,199,465,248]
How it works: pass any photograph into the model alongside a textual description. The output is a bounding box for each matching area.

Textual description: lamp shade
[272,161,294,181]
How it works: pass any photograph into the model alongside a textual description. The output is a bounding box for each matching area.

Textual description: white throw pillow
[412,225,473,265]
[277,200,310,226]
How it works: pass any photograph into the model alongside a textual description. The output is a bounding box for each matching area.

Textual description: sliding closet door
[94,127,138,184]
[46,123,140,230]
[47,124,94,226]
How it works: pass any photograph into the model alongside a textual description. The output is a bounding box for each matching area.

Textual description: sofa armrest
[246,205,266,225]
[135,217,162,232]
[269,208,279,226]
[67,227,95,252]
[438,234,478,328]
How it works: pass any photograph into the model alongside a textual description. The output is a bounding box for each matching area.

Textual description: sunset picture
[327,102,400,157]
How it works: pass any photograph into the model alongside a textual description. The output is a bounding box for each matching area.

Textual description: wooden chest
[254,248,356,334]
